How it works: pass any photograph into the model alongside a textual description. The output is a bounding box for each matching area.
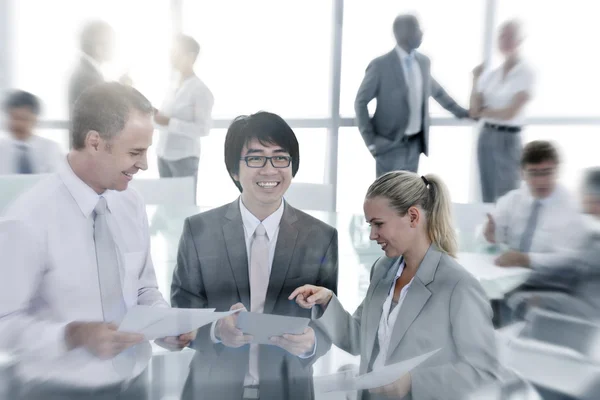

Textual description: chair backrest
[284,183,335,212]
[129,177,196,206]
[451,202,495,251]
[0,174,49,214]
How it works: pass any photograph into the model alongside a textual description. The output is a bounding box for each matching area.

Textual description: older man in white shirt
[154,34,214,196]
[483,140,583,270]
[0,90,62,175]
[0,83,193,400]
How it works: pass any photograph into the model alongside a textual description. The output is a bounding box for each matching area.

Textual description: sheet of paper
[119,306,239,340]
[236,312,310,345]
[457,253,531,281]
[315,348,440,393]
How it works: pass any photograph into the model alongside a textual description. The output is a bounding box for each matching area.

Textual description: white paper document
[236,312,310,345]
[315,348,440,393]
[119,306,238,340]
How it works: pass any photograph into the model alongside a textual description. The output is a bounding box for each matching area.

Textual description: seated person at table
[0,90,62,174]
[291,171,501,400]
[482,140,582,269]
[170,111,338,400]
[506,167,600,320]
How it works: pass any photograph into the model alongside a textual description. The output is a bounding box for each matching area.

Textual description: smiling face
[85,110,152,193]
[364,196,422,258]
[233,138,293,212]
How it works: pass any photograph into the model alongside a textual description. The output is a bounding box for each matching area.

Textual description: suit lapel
[222,200,251,309]
[386,246,441,361]
[263,202,299,314]
[365,257,401,364]
[415,52,429,100]
[389,50,408,94]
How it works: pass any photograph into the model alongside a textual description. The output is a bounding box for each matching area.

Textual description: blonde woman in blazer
[291,172,501,400]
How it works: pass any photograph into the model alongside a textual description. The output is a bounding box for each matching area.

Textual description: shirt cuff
[210,321,221,344]
[298,335,317,359]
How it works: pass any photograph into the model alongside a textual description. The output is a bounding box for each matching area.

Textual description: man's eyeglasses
[240,155,292,168]
[524,168,556,178]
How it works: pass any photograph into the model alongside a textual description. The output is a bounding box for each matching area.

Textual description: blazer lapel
[263,202,299,314]
[222,200,251,309]
[386,246,442,361]
[388,50,408,94]
[365,257,401,364]
[414,52,429,100]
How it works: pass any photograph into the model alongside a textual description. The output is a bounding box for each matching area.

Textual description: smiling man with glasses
[170,111,338,400]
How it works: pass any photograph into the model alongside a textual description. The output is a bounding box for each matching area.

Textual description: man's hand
[288,285,333,309]
[369,373,411,398]
[483,213,496,243]
[155,330,197,352]
[215,303,253,348]
[270,327,315,357]
[65,322,144,360]
[472,63,484,80]
[495,251,530,268]
[154,112,170,126]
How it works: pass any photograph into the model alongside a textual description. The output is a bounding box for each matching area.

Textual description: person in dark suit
[68,21,115,126]
[171,111,339,400]
[355,14,469,177]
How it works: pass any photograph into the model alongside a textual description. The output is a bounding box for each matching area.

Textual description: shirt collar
[80,52,104,77]
[239,197,284,241]
[58,157,113,218]
[521,183,559,207]
[395,45,414,61]
[8,135,37,147]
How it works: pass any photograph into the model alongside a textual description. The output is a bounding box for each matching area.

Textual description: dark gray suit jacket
[354,49,469,157]
[171,199,338,400]
[68,57,104,115]
[314,245,500,400]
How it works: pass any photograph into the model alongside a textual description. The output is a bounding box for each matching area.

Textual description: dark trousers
[17,370,149,400]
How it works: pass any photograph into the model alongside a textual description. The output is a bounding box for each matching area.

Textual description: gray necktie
[519,200,542,253]
[94,197,135,376]
[248,223,270,384]
[16,143,33,174]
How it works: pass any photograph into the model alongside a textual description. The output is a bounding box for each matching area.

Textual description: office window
[340,0,484,117]
[12,0,172,120]
[181,0,332,119]
[496,0,600,116]
[337,126,474,212]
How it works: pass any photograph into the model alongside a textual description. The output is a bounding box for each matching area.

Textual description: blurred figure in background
[482,141,582,270]
[505,167,600,321]
[155,34,213,196]
[355,14,469,177]
[68,21,115,119]
[470,20,535,203]
[0,90,62,174]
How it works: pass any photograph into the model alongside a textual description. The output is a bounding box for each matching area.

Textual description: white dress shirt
[489,184,583,269]
[0,135,63,175]
[395,45,423,136]
[0,158,168,387]
[477,61,535,127]
[156,74,214,161]
[210,198,314,385]
[372,258,414,370]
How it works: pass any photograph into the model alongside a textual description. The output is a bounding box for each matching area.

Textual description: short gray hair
[71,82,153,150]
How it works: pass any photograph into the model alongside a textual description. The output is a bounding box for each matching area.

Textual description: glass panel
[496,0,600,116]
[340,0,484,117]
[12,0,172,119]
[181,0,332,119]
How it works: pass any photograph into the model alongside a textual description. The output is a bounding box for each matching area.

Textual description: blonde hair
[366,171,457,257]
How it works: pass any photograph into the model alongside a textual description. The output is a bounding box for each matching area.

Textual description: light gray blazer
[354,49,469,157]
[314,245,500,400]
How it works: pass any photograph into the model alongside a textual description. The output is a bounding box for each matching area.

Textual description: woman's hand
[288,285,333,309]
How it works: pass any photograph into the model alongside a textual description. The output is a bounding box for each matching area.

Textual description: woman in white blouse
[290,172,500,400]
[470,20,535,203]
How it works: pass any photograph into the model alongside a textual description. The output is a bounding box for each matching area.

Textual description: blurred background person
[0,90,62,174]
[505,167,600,321]
[154,34,213,197]
[355,14,469,177]
[470,20,535,203]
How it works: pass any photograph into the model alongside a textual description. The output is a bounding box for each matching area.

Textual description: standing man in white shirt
[154,34,214,197]
[482,140,583,270]
[0,83,193,400]
[470,20,535,202]
[355,14,470,177]
[0,90,62,174]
